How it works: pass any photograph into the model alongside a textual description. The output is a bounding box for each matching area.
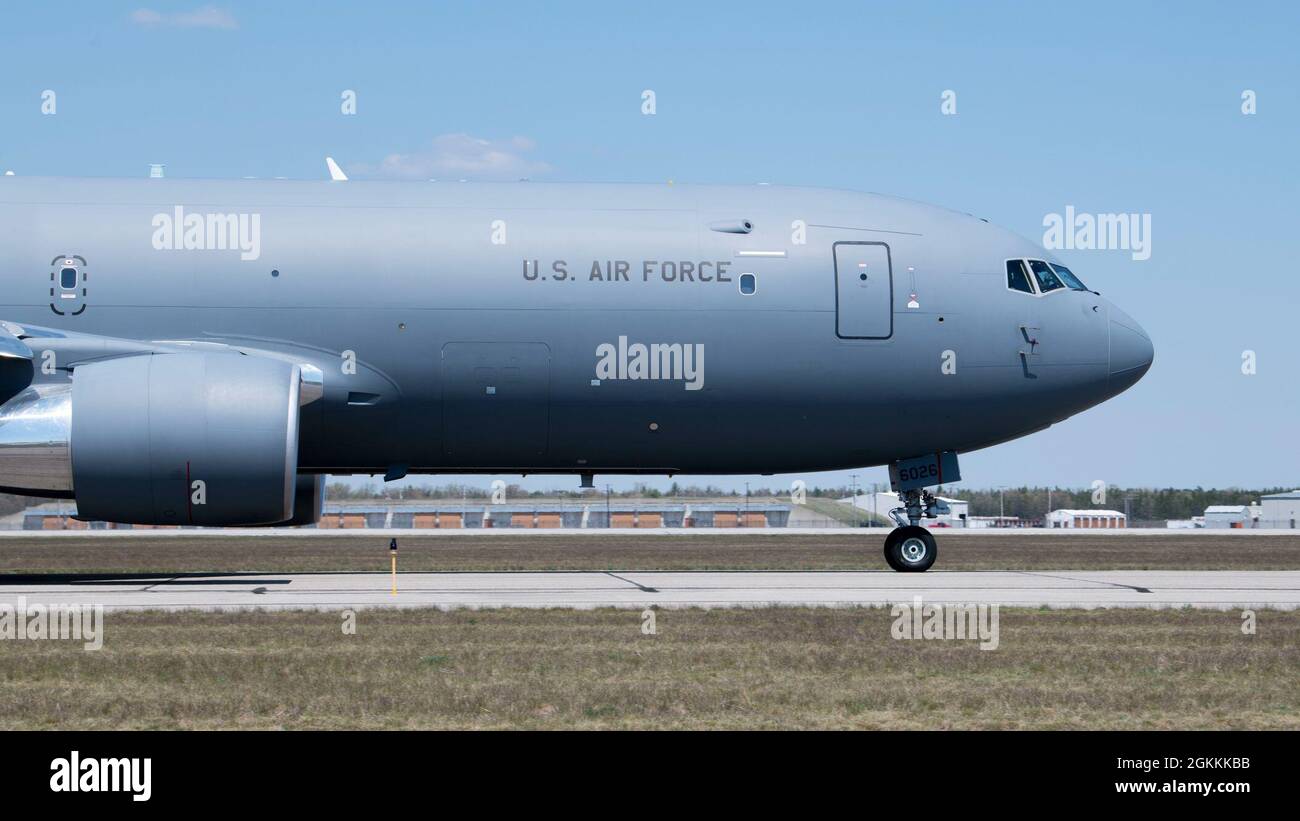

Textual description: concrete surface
[1,570,1296,611]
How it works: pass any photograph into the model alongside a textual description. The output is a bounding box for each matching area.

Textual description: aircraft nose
[1108,305,1154,392]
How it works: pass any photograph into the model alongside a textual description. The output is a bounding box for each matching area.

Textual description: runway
[1,570,1297,611]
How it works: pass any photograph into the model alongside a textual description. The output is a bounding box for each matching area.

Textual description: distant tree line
[322,481,875,502]
[0,493,59,518]
[3,484,1290,525]
[321,482,1293,523]
[947,486,1292,523]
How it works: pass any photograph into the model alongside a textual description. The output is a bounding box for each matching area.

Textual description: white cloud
[132,6,238,29]
[356,134,552,181]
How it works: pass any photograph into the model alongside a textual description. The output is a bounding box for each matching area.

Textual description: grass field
[796,498,891,526]
[1,532,1298,574]
[4,532,1296,730]
[1,607,1295,730]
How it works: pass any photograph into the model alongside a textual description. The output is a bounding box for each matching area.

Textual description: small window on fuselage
[1029,260,1065,293]
[1006,260,1034,294]
[60,267,78,289]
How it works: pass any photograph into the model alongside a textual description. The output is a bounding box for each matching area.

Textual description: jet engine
[275,474,327,528]
[0,351,317,526]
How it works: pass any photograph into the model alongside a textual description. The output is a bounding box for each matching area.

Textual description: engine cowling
[0,351,306,526]
[274,474,326,527]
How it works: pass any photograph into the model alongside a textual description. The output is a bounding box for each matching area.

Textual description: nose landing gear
[882,452,961,572]
[884,525,937,572]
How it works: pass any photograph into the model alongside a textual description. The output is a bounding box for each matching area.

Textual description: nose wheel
[884,526,937,572]
[883,452,960,571]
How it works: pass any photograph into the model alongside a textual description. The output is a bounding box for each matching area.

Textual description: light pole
[849,473,859,527]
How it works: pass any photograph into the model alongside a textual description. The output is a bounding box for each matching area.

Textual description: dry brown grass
[1,532,1298,575]
[1,607,1296,730]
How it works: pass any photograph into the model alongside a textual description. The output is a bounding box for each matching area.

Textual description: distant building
[1203,505,1251,529]
[1259,491,1300,529]
[1048,509,1126,529]
[840,492,970,527]
[965,515,1024,529]
[21,501,793,530]
[314,501,791,529]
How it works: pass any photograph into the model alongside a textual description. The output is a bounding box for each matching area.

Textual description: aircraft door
[834,242,892,338]
[50,255,88,316]
[441,342,550,466]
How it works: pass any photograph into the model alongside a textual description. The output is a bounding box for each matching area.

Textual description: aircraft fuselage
[0,177,1152,478]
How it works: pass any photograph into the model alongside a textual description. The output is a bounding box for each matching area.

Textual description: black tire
[883,532,903,571]
[884,525,936,572]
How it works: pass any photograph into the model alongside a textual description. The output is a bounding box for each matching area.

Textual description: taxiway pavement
[0,569,1295,611]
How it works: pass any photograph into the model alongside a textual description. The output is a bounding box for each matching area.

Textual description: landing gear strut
[882,452,960,572]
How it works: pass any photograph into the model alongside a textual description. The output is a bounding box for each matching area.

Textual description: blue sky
[1,1,1297,492]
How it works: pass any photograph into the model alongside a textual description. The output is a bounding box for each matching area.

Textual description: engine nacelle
[0,352,305,526]
[73,352,302,525]
[274,474,326,527]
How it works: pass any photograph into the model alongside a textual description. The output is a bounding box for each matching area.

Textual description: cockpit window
[1006,260,1034,294]
[1048,263,1089,292]
[1028,260,1065,293]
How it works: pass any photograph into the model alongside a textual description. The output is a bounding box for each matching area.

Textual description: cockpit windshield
[1048,263,1090,292]
[1028,260,1065,293]
[1006,260,1034,293]
[1005,258,1093,296]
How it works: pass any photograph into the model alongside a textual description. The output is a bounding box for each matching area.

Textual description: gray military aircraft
[0,168,1152,570]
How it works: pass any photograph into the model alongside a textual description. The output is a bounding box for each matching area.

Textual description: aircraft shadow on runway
[0,572,292,586]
